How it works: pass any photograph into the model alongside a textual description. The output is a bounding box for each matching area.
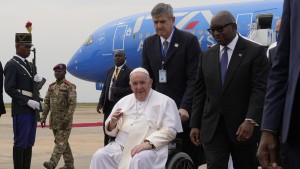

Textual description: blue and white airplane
[67,0,283,90]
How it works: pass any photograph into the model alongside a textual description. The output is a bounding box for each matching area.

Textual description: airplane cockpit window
[83,35,93,46]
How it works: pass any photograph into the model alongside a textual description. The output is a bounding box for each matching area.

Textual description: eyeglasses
[207,23,233,34]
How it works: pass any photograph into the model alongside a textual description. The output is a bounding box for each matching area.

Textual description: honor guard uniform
[41,63,77,169]
[4,32,45,169]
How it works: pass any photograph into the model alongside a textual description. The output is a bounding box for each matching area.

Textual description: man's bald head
[209,10,237,46]
[212,10,236,25]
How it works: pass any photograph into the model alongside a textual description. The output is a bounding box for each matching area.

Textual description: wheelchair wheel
[166,152,196,169]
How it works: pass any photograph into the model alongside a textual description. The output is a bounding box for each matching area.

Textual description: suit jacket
[262,0,300,143]
[268,45,276,67]
[142,27,200,114]
[98,64,132,113]
[0,61,6,116]
[190,36,269,144]
[4,56,35,116]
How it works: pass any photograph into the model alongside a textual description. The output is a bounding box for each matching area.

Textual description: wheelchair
[165,138,196,169]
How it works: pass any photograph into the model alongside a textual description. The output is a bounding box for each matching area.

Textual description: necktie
[220,47,228,85]
[163,40,169,57]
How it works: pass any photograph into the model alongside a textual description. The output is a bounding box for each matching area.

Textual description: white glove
[27,100,40,110]
[34,74,43,82]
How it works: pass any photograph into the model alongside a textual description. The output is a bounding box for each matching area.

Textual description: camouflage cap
[53,63,66,70]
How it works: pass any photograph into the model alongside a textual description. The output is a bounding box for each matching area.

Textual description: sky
[0,0,257,103]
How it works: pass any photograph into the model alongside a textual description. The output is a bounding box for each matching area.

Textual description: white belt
[18,89,33,97]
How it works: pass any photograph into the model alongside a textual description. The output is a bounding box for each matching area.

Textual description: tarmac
[0,106,207,169]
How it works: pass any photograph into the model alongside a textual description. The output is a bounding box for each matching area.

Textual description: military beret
[53,63,66,70]
[15,33,33,46]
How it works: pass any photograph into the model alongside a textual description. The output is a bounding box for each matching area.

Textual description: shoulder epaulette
[49,82,56,86]
[64,80,72,85]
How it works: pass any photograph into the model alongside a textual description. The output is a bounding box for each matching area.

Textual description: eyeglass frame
[207,23,234,34]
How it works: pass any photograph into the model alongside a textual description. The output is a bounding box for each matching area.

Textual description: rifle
[31,48,46,122]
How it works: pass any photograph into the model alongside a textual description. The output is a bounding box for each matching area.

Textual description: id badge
[159,69,167,83]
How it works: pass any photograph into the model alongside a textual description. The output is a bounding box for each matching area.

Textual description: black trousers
[203,116,258,169]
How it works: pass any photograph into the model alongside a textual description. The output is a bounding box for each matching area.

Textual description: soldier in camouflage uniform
[41,63,77,169]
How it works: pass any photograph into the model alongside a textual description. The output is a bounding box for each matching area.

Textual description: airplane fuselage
[67,0,283,89]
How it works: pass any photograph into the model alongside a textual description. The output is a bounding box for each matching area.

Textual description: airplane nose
[67,39,114,83]
[67,47,89,80]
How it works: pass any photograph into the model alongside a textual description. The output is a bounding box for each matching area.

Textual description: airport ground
[0,103,206,169]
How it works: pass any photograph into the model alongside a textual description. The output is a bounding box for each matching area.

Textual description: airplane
[67,0,283,90]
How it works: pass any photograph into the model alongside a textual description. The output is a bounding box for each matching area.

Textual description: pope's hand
[108,109,123,131]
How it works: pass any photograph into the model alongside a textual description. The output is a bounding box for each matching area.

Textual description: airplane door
[236,13,253,37]
[113,25,127,51]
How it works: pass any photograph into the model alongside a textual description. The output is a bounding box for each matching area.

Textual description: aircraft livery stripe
[200,10,214,25]
[184,21,199,30]
[176,11,201,29]
[174,12,189,17]
[133,16,145,33]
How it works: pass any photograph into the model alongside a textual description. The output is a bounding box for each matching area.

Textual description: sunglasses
[207,23,233,34]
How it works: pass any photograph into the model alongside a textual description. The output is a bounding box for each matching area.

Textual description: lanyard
[113,67,120,80]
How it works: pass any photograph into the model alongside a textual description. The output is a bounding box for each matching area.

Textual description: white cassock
[90,89,183,169]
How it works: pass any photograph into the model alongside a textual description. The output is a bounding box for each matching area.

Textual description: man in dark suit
[190,10,269,169]
[4,33,45,169]
[265,18,289,169]
[97,50,132,145]
[0,61,6,116]
[257,0,300,168]
[141,3,202,166]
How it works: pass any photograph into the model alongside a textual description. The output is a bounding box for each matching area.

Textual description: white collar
[15,54,27,63]
[160,28,174,44]
[220,33,238,52]
[116,61,126,70]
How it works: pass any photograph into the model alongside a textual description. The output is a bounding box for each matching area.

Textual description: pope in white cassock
[89,67,183,169]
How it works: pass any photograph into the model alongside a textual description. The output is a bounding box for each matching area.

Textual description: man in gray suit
[190,10,269,169]
[142,3,202,166]
[257,0,300,168]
